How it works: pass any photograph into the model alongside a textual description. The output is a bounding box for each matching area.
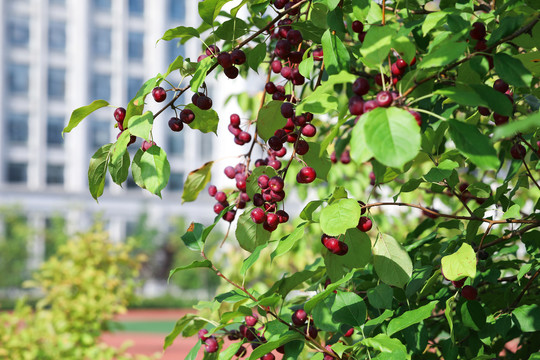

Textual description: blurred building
[0,0,243,270]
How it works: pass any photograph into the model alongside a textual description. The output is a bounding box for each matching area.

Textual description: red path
[100,309,203,360]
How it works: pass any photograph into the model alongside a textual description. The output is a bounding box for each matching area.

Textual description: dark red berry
[224,66,239,79]
[217,52,233,68]
[231,49,246,65]
[230,113,241,126]
[292,309,307,326]
[141,140,155,151]
[196,95,213,110]
[298,167,316,183]
[271,60,282,73]
[224,166,236,179]
[286,29,303,46]
[268,176,284,192]
[493,79,509,93]
[376,91,392,107]
[357,216,372,232]
[258,174,270,189]
[281,102,295,118]
[493,113,509,125]
[276,210,289,223]
[301,124,317,137]
[396,58,407,69]
[208,185,217,197]
[470,22,486,40]
[180,109,195,124]
[510,143,526,159]
[349,95,364,115]
[251,208,266,224]
[215,191,227,203]
[245,315,257,327]
[152,87,167,102]
[344,328,354,337]
[461,285,478,300]
[295,140,309,155]
[351,20,364,33]
[198,329,209,341]
[478,106,491,116]
[265,82,277,94]
[224,210,236,222]
[114,107,126,122]
[168,117,183,132]
[239,131,251,143]
[451,277,466,288]
[352,77,370,96]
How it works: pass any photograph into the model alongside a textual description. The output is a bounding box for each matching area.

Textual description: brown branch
[478,222,540,250]
[522,157,540,191]
[508,268,540,310]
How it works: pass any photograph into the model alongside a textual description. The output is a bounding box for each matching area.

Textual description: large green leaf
[436,84,513,116]
[108,150,130,185]
[460,300,486,331]
[441,243,476,281]
[214,18,249,41]
[418,41,467,69]
[163,314,198,350]
[513,304,540,332]
[235,206,271,252]
[304,270,355,313]
[367,283,393,309]
[387,301,438,336]
[362,334,408,357]
[63,100,109,134]
[372,234,413,288]
[139,145,170,197]
[247,42,267,72]
[128,111,153,141]
[494,53,533,88]
[184,104,219,134]
[360,26,396,66]
[331,291,367,327]
[363,107,421,169]
[198,0,232,24]
[168,260,212,282]
[294,93,338,114]
[321,29,350,75]
[88,143,113,201]
[257,101,287,140]
[271,223,307,260]
[181,161,213,203]
[320,198,361,236]
[350,114,374,164]
[448,119,499,170]
[160,26,200,42]
[248,332,303,360]
[493,111,540,140]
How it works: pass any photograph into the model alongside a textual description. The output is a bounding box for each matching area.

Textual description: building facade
[0,0,241,269]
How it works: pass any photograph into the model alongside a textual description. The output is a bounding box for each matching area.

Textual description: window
[128,32,144,61]
[90,73,110,101]
[92,27,111,58]
[47,116,65,145]
[169,0,185,21]
[8,64,29,94]
[7,113,28,144]
[48,21,66,52]
[167,131,184,156]
[89,119,110,149]
[129,0,144,16]
[46,164,64,185]
[127,77,143,102]
[48,67,65,99]
[7,18,30,47]
[6,163,27,183]
[168,172,184,191]
[93,0,111,11]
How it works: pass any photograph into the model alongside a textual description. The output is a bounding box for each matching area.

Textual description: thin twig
[507,268,540,310]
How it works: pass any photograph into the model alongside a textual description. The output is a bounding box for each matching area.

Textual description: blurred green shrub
[0,226,154,360]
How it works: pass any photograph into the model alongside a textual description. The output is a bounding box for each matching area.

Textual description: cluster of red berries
[208,163,252,223]
[272,0,303,13]
[227,114,252,146]
[216,49,247,79]
[113,107,136,146]
[330,150,351,164]
[249,174,290,232]
[450,277,478,300]
[477,78,514,125]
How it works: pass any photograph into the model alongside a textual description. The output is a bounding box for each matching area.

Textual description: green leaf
[257,101,287,140]
[436,84,513,116]
[332,291,367,327]
[248,332,303,360]
[184,104,219,134]
[302,141,332,181]
[362,334,407,356]
[140,145,170,197]
[295,93,339,114]
[493,111,540,141]
[131,149,145,189]
[241,243,267,276]
[367,283,393,309]
[300,200,324,221]
[350,114,374,164]
[324,228,372,281]
[387,301,438,336]
[360,26,396,66]
[168,260,212,282]
[392,36,416,64]
[181,222,204,252]
[373,234,413,288]
[246,166,278,199]
[460,300,486,331]
[131,76,160,107]
[111,130,131,163]
[440,243,476,281]
[88,143,113,201]
[321,29,350,75]
[363,107,421,169]
[304,270,354,313]
[424,160,459,183]
[494,53,533,88]
[448,119,499,170]
[513,304,540,332]
[214,18,249,41]
[422,12,446,35]
[271,223,307,261]
[108,149,130,185]
[160,26,200,41]
[181,161,213,203]
[418,41,467,69]
[163,55,186,78]
[198,0,232,24]
[445,296,456,342]
[298,55,314,79]
[502,204,520,219]
[236,206,271,252]
[163,314,198,350]
[313,295,339,332]
[247,42,267,72]
[190,56,215,93]
[128,111,154,141]
[185,340,202,360]
[63,100,109,134]
[320,198,361,236]
[218,343,243,360]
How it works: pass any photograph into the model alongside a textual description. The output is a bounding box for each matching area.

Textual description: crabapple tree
[64,0,540,359]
